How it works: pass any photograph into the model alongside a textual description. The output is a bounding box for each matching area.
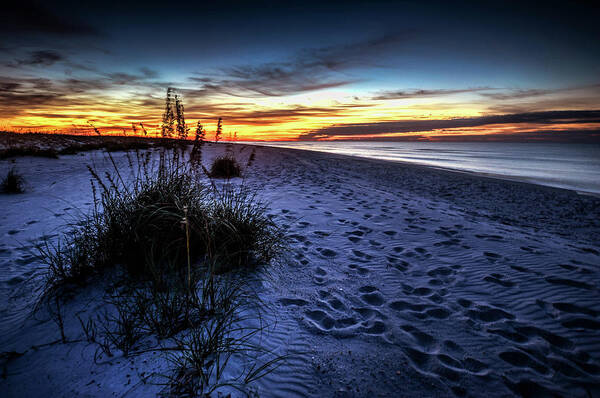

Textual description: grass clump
[33,89,284,396]
[38,148,280,290]
[1,167,25,194]
[209,155,242,179]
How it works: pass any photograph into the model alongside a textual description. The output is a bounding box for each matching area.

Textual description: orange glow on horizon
[2,88,599,142]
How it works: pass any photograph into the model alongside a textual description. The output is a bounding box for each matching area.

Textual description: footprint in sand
[484,273,516,287]
[427,266,454,278]
[474,234,504,242]
[561,318,600,330]
[544,276,594,290]
[424,307,451,319]
[389,300,430,313]
[348,263,369,275]
[434,239,461,246]
[499,350,549,375]
[358,286,385,306]
[552,302,598,317]
[466,305,515,322]
[304,305,361,336]
[279,298,309,306]
[483,251,501,261]
[400,324,436,349]
[316,247,337,258]
[351,249,373,260]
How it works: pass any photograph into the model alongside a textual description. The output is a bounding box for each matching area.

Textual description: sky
[1,0,599,141]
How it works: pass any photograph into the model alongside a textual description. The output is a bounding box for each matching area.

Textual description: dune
[1,142,599,397]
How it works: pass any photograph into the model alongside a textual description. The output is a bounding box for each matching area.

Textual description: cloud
[298,110,600,140]
[189,74,355,98]
[0,72,167,118]
[373,87,491,100]
[15,50,65,66]
[216,104,373,126]
[139,67,159,79]
[480,89,553,101]
[480,84,600,101]
[371,84,600,102]
[189,32,407,97]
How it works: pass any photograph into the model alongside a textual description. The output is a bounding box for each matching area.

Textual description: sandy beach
[1,143,599,397]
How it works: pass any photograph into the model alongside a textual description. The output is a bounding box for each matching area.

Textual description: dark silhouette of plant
[209,155,241,179]
[88,121,101,136]
[161,88,175,138]
[1,167,25,193]
[214,118,223,142]
[37,149,281,289]
[139,122,148,136]
[131,123,138,136]
[191,121,206,166]
[175,94,189,140]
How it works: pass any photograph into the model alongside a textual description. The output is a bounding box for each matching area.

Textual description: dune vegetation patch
[1,167,25,194]
[209,154,242,179]
[33,89,285,396]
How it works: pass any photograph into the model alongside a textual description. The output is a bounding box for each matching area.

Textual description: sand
[1,142,599,397]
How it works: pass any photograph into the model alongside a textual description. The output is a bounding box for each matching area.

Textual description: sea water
[254,141,600,195]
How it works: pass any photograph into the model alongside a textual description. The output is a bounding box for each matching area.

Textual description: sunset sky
[1,0,599,141]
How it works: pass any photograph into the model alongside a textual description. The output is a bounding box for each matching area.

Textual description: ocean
[252,141,600,195]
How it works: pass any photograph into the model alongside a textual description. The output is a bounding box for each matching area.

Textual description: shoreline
[242,143,600,245]
[2,132,597,197]
[2,137,599,244]
[241,141,600,198]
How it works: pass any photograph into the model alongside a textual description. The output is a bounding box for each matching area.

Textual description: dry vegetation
[24,88,283,396]
[1,167,25,194]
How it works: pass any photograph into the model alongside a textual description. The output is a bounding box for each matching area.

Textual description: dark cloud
[480,84,600,101]
[62,78,111,93]
[139,67,159,79]
[299,110,600,140]
[221,104,373,126]
[189,75,355,98]
[2,1,100,37]
[189,33,407,97]
[480,89,553,101]
[15,50,65,67]
[373,87,491,100]
[0,73,165,118]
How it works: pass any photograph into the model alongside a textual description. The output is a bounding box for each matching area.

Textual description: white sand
[1,143,599,397]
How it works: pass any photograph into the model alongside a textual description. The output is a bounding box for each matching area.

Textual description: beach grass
[209,154,242,179]
[33,139,284,395]
[1,168,25,194]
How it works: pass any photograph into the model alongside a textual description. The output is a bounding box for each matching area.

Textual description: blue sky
[1,0,599,141]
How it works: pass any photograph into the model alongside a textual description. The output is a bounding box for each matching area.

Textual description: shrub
[37,147,281,292]
[1,167,25,193]
[209,155,241,179]
[203,186,281,273]
[32,92,284,395]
